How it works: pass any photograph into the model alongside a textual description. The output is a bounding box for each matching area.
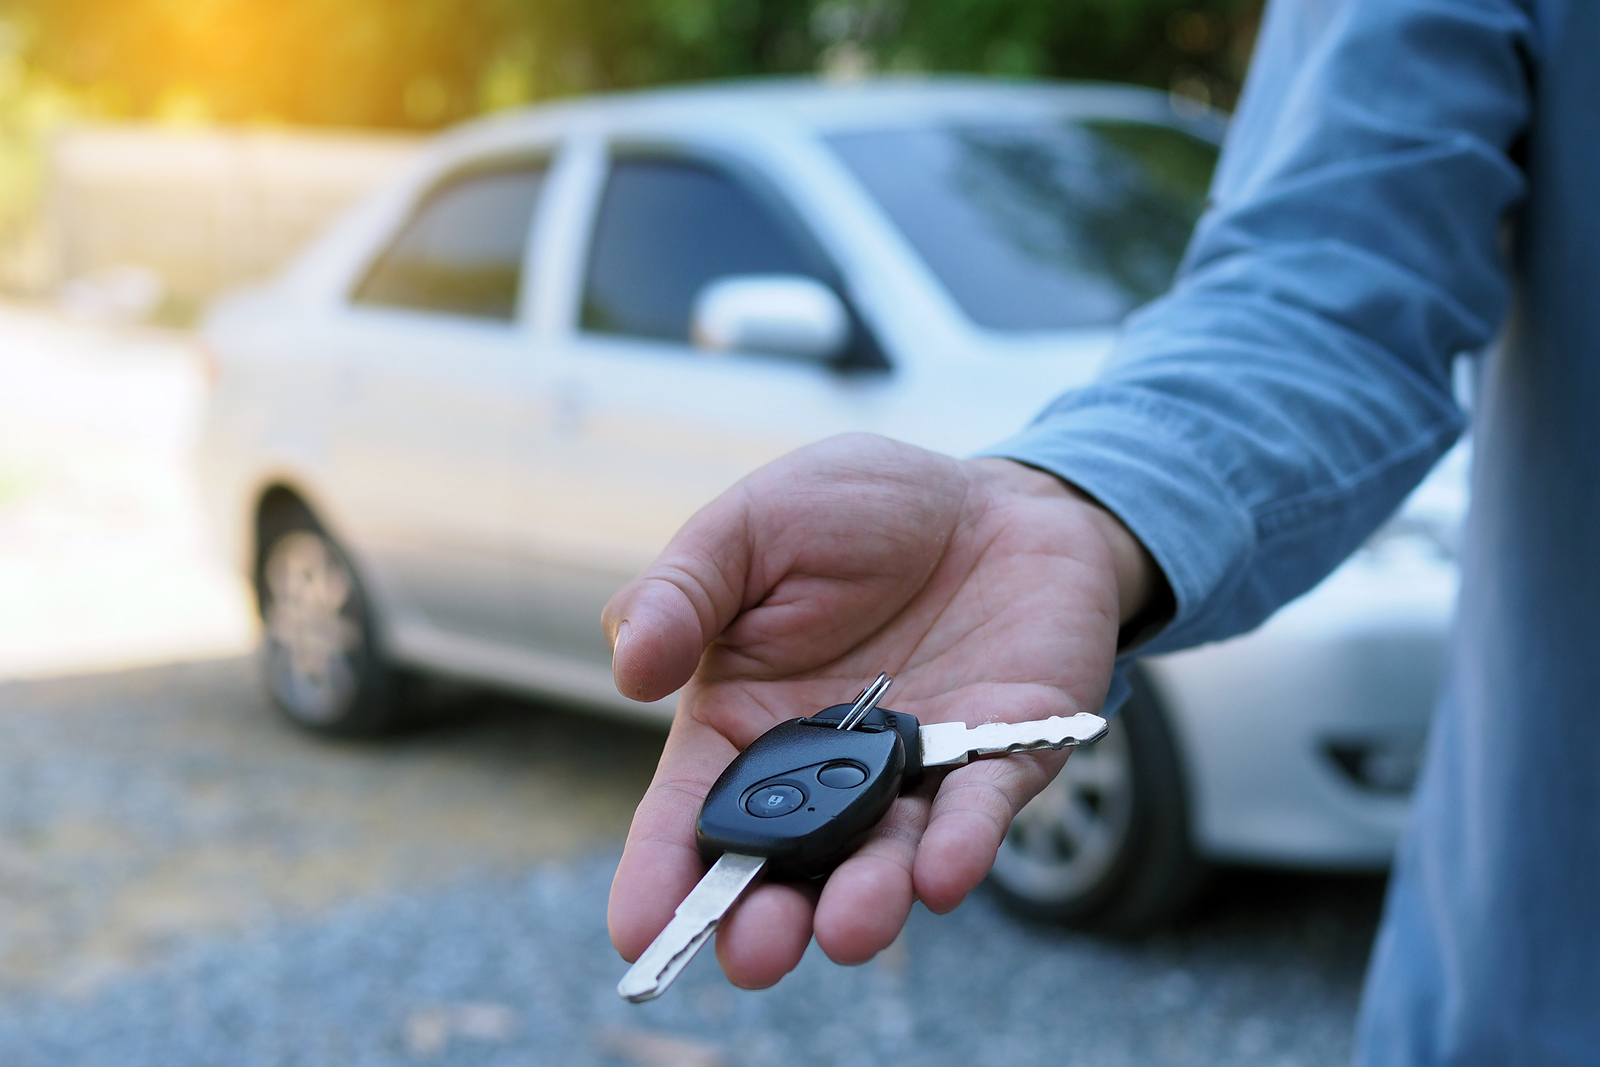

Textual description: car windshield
[827,119,1219,331]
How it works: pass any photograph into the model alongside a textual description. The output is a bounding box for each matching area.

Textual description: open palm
[604,434,1149,989]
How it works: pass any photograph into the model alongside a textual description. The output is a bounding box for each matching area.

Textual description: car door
[323,153,549,648]
[502,145,903,669]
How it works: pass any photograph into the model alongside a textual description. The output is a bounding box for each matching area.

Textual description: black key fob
[696,704,920,880]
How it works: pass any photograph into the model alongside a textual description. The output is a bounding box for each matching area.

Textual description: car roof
[450,75,1224,144]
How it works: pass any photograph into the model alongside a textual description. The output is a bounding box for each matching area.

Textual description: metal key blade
[920,712,1110,768]
[617,851,766,1003]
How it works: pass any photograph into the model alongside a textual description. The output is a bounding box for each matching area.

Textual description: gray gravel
[0,852,1380,1067]
[0,657,1382,1066]
[0,658,660,997]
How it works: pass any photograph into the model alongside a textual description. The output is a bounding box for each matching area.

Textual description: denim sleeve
[983,0,1535,656]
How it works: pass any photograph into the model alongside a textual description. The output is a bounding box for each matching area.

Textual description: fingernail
[612,619,631,659]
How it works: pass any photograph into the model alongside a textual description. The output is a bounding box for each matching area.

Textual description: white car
[198,78,1460,934]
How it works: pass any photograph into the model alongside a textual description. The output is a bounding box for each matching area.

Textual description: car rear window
[352,158,546,321]
[827,121,1218,332]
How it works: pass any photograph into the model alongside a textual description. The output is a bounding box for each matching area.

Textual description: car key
[617,674,903,1003]
[616,673,1108,1002]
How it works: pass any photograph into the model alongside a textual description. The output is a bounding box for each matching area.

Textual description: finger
[605,583,715,704]
[603,494,752,702]
[608,718,738,960]
[913,751,1068,914]
[607,782,708,961]
[603,434,970,702]
[714,881,818,989]
[812,792,930,965]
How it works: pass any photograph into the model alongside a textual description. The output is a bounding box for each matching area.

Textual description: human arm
[984,0,1533,655]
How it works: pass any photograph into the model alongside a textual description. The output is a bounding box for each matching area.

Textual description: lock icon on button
[745,784,804,818]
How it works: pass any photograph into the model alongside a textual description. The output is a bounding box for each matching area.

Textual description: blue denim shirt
[987,0,1599,1062]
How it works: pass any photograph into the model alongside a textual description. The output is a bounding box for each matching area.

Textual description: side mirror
[690,275,849,362]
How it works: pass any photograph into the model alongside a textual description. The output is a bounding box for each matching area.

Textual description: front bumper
[1146,545,1456,869]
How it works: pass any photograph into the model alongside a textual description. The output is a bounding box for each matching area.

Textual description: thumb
[602,492,755,703]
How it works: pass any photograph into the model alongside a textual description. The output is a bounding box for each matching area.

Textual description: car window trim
[347,150,554,323]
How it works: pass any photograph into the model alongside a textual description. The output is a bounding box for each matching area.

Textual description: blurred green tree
[0,0,1258,129]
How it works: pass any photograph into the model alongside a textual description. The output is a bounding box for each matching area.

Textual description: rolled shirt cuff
[976,401,1255,659]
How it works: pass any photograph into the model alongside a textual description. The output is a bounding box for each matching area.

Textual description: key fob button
[816,762,867,789]
[745,784,805,818]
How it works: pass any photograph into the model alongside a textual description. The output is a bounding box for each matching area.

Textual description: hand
[603,434,1159,989]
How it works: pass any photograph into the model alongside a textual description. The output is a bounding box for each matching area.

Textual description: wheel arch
[1123,661,1203,856]
[256,483,320,540]
[248,479,363,607]
[249,477,355,567]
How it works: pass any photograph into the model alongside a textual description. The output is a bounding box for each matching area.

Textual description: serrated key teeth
[974,712,1110,754]
[1051,712,1111,746]
[919,711,1111,767]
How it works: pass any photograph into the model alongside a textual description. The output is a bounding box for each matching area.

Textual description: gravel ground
[0,662,1385,1067]
[0,657,662,999]
[0,853,1380,1067]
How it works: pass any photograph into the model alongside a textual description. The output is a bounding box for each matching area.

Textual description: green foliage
[0,16,75,286]
[0,0,1258,130]
[882,0,1257,104]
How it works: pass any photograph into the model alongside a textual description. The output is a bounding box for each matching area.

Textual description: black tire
[987,671,1208,936]
[255,499,405,736]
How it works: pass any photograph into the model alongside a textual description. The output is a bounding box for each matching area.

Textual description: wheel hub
[262,530,363,723]
[993,715,1135,900]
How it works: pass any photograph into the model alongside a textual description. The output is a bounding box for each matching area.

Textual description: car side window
[580,156,832,344]
[352,158,546,321]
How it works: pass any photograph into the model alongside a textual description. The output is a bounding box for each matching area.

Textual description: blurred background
[0,0,1260,311]
[0,2,1421,1065]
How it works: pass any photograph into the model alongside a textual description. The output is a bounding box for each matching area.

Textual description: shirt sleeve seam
[1250,413,1464,540]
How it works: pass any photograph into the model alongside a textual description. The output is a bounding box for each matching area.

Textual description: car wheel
[988,671,1207,935]
[256,505,402,736]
